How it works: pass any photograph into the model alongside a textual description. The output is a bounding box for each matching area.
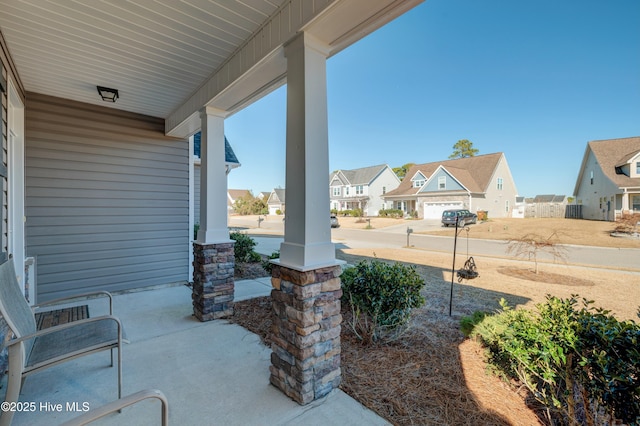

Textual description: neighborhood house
[573,137,640,221]
[329,164,401,216]
[383,153,518,219]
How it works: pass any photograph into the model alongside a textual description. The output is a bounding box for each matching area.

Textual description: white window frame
[332,187,341,196]
[438,176,446,190]
[497,177,503,190]
[355,185,364,195]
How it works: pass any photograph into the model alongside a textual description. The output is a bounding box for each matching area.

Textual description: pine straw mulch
[230,296,544,425]
[497,267,595,287]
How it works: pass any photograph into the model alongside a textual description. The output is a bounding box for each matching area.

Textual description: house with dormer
[383,153,518,219]
[329,165,401,216]
[573,137,640,221]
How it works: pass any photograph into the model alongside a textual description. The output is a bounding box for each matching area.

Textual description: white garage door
[423,201,464,219]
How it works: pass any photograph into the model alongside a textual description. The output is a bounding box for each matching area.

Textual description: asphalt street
[228,217,640,272]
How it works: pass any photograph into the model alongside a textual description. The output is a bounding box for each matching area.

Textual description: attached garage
[423,201,463,219]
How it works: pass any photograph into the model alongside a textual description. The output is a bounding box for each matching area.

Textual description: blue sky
[225,0,640,198]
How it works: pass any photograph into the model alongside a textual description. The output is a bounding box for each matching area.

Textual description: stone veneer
[269,263,342,405]
[192,242,235,321]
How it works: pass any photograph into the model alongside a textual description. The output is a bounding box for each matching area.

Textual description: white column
[196,107,231,244]
[278,33,337,271]
[622,190,630,212]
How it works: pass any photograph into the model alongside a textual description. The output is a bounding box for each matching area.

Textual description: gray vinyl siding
[26,93,189,302]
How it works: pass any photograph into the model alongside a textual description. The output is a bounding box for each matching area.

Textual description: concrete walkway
[4,282,388,425]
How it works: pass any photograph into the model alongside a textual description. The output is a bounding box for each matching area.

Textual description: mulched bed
[229,256,545,425]
[230,295,542,425]
[497,266,596,287]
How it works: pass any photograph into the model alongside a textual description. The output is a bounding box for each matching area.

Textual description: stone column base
[192,242,235,321]
[269,263,342,405]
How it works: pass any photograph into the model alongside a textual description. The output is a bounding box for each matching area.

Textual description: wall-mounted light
[97,86,119,102]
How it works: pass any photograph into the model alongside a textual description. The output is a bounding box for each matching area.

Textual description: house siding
[473,156,518,218]
[367,168,401,215]
[25,93,189,301]
[575,150,620,221]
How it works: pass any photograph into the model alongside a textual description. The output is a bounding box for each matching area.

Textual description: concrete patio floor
[3,282,389,425]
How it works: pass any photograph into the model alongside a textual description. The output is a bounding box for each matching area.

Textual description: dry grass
[420,217,640,249]
[229,219,639,425]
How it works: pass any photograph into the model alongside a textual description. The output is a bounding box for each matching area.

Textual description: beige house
[573,137,640,221]
[383,153,518,219]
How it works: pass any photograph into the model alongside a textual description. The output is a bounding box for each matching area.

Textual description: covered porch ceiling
[0,0,423,138]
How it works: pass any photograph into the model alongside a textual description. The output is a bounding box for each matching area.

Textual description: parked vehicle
[330,214,340,228]
[441,209,477,227]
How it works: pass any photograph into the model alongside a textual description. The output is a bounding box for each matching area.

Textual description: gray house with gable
[330,164,401,216]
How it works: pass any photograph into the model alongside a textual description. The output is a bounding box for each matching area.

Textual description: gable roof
[329,164,393,186]
[193,132,240,165]
[385,153,504,197]
[268,188,286,204]
[574,137,640,194]
[532,194,566,203]
[228,189,252,201]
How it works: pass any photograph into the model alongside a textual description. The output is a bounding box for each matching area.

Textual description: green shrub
[275,209,282,215]
[261,250,280,274]
[378,209,404,218]
[471,296,640,425]
[350,208,363,217]
[341,259,425,344]
[459,311,489,337]
[229,231,257,262]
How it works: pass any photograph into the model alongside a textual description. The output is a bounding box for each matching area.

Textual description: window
[633,195,640,211]
[382,186,386,194]
[355,185,364,195]
[505,200,509,212]
[438,176,446,190]
[332,187,341,196]
[636,162,640,175]
[497,177,503,190]
[345,187,350,195]
[412,179,425,188]
[590,171,594,185]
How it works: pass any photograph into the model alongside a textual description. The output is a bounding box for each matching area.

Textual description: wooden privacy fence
[524,204,582,219]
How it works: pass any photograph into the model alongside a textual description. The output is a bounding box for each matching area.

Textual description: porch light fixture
[97,86,119,102]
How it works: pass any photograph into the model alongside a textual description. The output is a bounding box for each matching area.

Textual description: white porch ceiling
[0,0,423,137]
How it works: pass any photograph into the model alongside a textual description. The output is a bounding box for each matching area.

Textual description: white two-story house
[329,164,401,216]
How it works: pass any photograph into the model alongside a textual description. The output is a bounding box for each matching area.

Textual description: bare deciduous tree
[506,232,568,274]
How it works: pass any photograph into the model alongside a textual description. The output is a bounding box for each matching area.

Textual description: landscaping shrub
[261,250,280,274]
[378,208,404,218]
[459,311,489,337]
[229,231,257,263]
[614,212,640,234]
[470,296,640,425]
[341,259,425,344]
